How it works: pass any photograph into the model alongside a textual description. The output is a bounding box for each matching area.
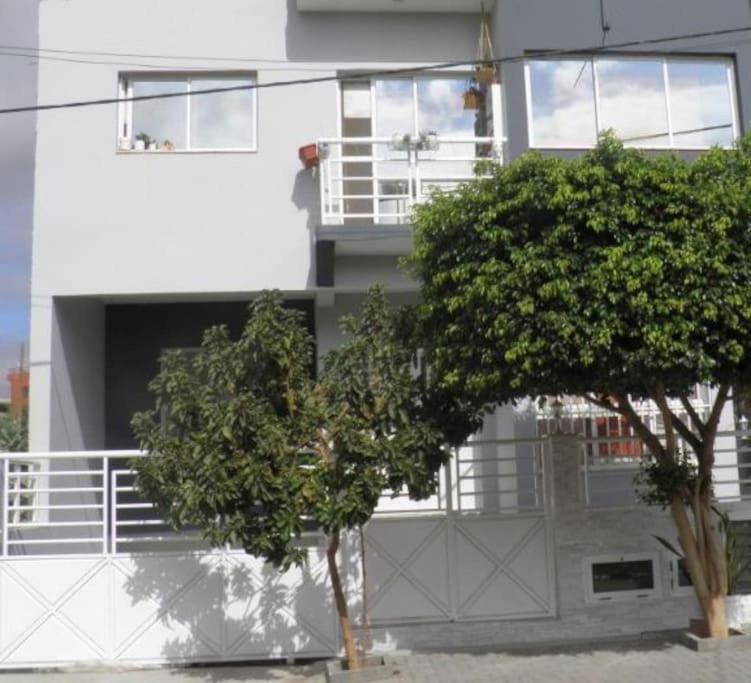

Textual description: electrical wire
[0,24,749,116]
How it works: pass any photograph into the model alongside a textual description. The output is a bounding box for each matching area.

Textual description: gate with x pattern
[363,437,556,623]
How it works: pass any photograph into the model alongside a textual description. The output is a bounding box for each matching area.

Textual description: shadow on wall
[120,546,349,667]
[283,0,478,63]
[290,167,321,290]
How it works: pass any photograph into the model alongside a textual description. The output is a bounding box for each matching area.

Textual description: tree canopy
[131,286,469,667]
[411,133,751,407]
[410,133,751,638]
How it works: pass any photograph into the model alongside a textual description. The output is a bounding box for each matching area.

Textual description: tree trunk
[670,493,729,639]
[327,531,359,670]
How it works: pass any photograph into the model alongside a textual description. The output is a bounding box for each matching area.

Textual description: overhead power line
[0,25,749,116]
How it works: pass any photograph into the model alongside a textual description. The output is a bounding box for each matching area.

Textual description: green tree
[132,287,466,668]
[410,133,751,638]
[0,412,28,452]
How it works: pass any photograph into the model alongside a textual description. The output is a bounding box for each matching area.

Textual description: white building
[6,0,751,670]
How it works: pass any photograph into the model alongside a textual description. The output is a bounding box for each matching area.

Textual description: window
[7,461,38,524]
[118,74,257,152]
[670,558,694,595]
[526,56,737,149]
[584,554,660,602]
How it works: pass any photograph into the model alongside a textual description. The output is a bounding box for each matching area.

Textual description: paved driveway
[3,636,751,682]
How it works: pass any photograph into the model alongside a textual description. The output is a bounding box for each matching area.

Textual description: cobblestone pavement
[5,636,751,682]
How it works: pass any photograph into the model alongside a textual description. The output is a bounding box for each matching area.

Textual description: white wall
[31,0,479,299]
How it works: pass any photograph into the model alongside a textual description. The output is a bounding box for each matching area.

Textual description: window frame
[583,553,662,603]
[117,72,258,154]
[524,54,739,151]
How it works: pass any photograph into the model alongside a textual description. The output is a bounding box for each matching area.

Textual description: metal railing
[0,439,548,556]
[580,430,751,508]
[454,437,549,514]
[317,135,504,225]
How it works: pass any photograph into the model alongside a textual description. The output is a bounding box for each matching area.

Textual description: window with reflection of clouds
[191,79,255,149]
[125,75,255,150]
[527,57,736,149]
[528,60,597,148]
[596,59,669,146]
[132,80,188,149]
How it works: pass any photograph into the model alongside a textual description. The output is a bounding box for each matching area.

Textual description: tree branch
[614,393,669,462]
[662,401,703,455]
[679,394,707,437]
[706,385,731,441]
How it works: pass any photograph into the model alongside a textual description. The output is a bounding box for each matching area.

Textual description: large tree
[410,134,751,638]
[132,287,467,668]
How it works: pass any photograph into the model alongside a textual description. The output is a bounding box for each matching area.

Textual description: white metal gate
[364,437,556,624]
[0,439,555,668]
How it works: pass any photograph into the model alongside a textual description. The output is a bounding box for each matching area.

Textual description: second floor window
[525,56,738,150]
[118,73,257,152]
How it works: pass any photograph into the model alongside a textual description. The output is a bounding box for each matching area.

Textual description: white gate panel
[454,515,553,620]
[0,550,338,669]
[365,517,452,623]
[365,514,554,624]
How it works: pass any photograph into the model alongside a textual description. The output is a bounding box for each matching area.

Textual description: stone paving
[5,636,751,682]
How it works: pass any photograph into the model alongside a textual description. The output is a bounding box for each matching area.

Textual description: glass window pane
[375,79,415,137]
[417,78,476,137]
[528,59,597,147]
[668,60,734,148]
[131,80,187,149]
[596,59,669,147]
[190,79,255,149]
[592,560,654,593]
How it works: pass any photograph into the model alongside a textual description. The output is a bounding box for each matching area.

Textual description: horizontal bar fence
[580,430,751,508]
[0,437,549,557]
[318,135,505,226]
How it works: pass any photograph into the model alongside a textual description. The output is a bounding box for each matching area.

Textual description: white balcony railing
[318,134,504,225]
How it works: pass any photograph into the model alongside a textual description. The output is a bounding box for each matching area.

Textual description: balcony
[316,134,502,246]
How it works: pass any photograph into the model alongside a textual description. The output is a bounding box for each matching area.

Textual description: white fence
[580,430,751,508]
[0,441,555,668]
[317,135,503,225]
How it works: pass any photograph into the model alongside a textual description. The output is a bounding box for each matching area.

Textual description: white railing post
[110,469,117,555]
[1,457,7,556]
[102,455,109,554]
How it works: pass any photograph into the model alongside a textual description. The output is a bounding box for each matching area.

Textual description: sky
[0,0,37,398]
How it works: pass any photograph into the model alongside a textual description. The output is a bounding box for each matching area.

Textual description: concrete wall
[31,0,479,300]
[39,298,106,452]
[492,0,751,161]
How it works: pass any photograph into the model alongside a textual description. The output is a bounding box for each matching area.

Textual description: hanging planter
[462,82,483,111]
[473,5,497,87]
[299,143,319,168]
[475,63,497,86]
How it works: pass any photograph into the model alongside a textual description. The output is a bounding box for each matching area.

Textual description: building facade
[9,0,751,669]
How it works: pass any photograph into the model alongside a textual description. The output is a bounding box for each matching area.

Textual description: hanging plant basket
[475,63,497,86]
[463,88,483,111]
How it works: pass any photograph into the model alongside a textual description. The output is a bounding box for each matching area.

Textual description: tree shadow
[119,545,340,672]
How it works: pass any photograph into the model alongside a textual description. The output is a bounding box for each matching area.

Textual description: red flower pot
[299,143,319,168]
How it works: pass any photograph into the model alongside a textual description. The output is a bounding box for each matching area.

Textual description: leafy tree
[132,287,467,668]
[0,412,27,452]
[410,133,751,638]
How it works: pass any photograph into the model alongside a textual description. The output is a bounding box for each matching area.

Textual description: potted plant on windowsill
[134,132,151,152]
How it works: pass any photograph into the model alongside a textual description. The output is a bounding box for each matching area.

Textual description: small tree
[132,287,464,668]
[0,412,28,453]
[410,134,751,638]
